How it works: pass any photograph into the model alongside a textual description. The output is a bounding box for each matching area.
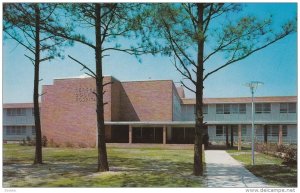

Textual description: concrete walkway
[205,150,269,188]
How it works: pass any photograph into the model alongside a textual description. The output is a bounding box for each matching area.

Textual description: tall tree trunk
[34,4,42,164]
[194,3,204,176]
[95,3,109,172]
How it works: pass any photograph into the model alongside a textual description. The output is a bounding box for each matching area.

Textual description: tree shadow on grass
[3,156,203,187]
[246,164,297,187]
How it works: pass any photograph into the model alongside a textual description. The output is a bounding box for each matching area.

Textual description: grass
[227,149,297,187]
[3,144,204,187]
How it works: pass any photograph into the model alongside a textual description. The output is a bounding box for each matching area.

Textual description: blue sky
[2,3,297,103]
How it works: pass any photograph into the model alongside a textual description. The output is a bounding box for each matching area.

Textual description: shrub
[65,141,74,148]
[78,142,87,148]
[277,145,297,165]
[20,138,26,146]
[30,138,36,146]
[49,139,60,148]
[256,143,297,165]
[26,136,31,143]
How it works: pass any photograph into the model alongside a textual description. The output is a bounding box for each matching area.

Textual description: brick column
[129,125,132,144]
[163,125,167,144]
[238,124,242,151]
[278,125,283,146]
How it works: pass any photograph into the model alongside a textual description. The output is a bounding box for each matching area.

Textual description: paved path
[205,150,269,188]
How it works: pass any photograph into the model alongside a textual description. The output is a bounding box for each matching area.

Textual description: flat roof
[3,103,36,108]
[182,96,297,104]
[105,120,297,126]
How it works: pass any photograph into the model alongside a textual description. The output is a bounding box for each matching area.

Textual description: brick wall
[41,77,175,147]
[41,77,114,147]
[119,80,173,121]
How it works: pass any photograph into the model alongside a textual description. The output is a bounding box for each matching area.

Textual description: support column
[163,125,167,144]
[264,125,268,144]
[238,124,242,151]
[278,125,283,146]
[129,125,132,144]
[225,126,229,148]
[230,125,234,148]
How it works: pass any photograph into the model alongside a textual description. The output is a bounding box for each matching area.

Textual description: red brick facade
[41,76,174,147]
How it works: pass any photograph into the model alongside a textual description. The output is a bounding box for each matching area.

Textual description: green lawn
[3,144,204,187]
[227,149,297,187]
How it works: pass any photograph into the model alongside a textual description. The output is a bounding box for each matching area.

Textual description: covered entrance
[132,127,163,143]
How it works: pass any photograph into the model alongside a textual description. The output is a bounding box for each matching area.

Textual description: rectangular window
[231,125,238,136]
[242,127,247,136]
[239,104,246,114]
[231,104,239,114]
[280,103,296,113]
[7,109,12,116]
[194,105,208,114]
[263,103,271,113]
[216,104,247,114]
[32,126,36,135]
[288,103,296,113]
[11,127,16,135]
[255,103,262,114]
[6,108,26,116]
[203,105,208,114]
[224,104,230,114]
[271,126,279,136]
[282,126,288,137]
[6,126,27,135]
[6,127,11,135]
[216,104,223,114]
[280,103,288,113]
[255,103,271,114]
[22,127,26,135]
[216,125,224,136]
[16,127,21,135]
[256,127,263,136]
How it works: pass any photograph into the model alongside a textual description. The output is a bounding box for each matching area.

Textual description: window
[255,103,262,113]
[255,127,263,136]
[288,103,296,113]
[280,103,296,113]
[32,126,36,135]
[268,126,278,136]
[216,103,247,114]
[216,104,223,114]
[6,126,26,135]
[194,105,208,114]
[263,103,271,113]
[242,127,247,136]
[231,125,238,136]
[231,104,239,114]
[32,108,35,116]
[255,103,271,114]
[282,126,288,137]
[239,104,246,114]
[280,103,288,113]
[224,104,230,114]
[203,105,208,114]
[216,125,224,136]
[271,126,279,136]
[6,108,26,116]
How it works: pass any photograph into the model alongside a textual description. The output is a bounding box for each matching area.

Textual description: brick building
[3,76,297,146]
